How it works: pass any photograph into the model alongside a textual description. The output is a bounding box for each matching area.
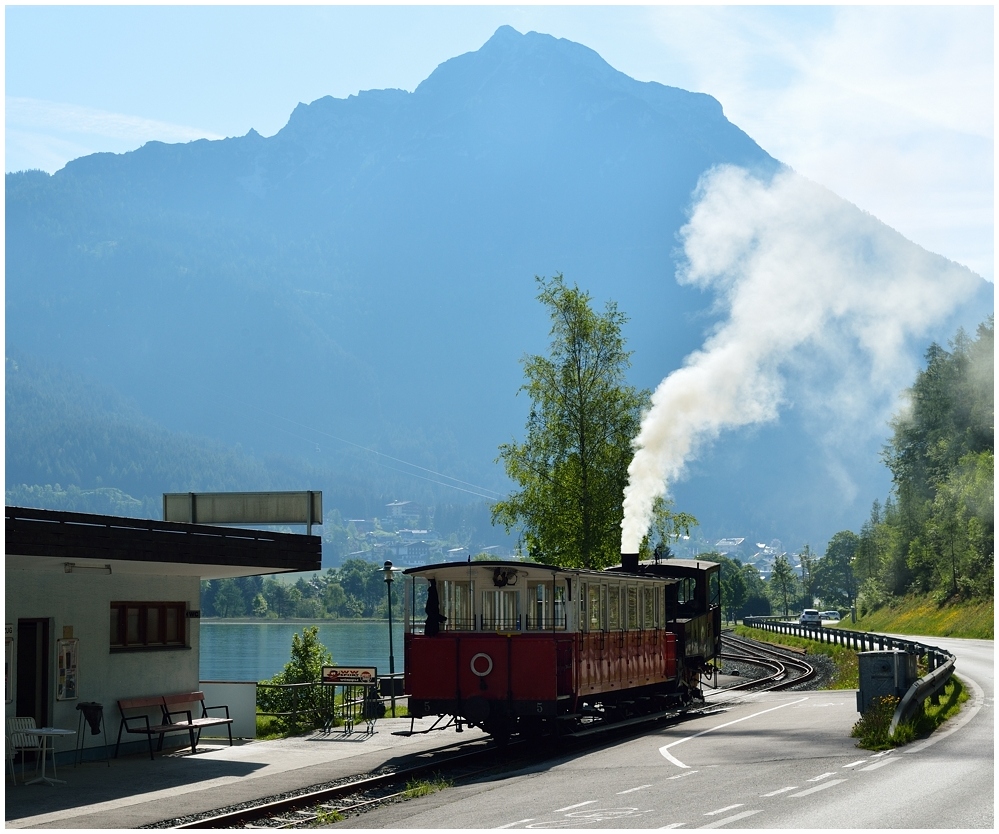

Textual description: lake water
[200,621,405,682]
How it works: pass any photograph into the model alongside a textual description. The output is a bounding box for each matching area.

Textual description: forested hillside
[857,318,994,606]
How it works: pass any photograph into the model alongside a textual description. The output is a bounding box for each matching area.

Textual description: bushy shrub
[257,626,334,733]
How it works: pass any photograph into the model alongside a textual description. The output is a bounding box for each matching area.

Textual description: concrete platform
[5,717,488,829]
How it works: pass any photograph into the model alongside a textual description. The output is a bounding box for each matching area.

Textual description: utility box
[856,650,918,714]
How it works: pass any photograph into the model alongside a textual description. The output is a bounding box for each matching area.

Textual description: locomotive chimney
[621,552,640,573]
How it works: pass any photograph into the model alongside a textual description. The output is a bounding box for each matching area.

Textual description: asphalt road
[337,636,993,829]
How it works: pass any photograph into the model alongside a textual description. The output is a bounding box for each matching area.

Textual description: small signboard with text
[322,666,377,686]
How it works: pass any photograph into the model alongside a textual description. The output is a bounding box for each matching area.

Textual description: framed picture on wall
[57,638,79,700]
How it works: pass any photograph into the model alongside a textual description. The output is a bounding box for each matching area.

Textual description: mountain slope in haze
[5,26,992,551]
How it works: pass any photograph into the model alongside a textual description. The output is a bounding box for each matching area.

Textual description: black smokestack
[621,553,640,573]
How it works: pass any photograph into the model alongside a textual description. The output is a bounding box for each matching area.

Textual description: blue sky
[4,4,993,280]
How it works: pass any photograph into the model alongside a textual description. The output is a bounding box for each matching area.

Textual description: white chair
[6,717,43,784]
[6,733,17,785]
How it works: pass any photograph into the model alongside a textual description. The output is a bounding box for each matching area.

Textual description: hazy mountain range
[5,26,992,554]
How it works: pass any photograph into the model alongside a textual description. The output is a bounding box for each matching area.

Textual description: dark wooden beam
[5,506,322,572]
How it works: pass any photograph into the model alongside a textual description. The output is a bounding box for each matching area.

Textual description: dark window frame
[110,601,188,651]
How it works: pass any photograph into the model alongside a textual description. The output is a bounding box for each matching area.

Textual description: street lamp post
[382,560,397,717]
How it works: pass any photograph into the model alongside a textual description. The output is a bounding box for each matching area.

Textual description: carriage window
[608,585,621,629]
[442,580,474,629]
[627,586,639,629]
[586,584,605,631]
[554,582,567,630]
[482,589,519,630]
[709,570,721,607]
[526,581,568,630]
[678,577,696,605]
[643,586,656,628]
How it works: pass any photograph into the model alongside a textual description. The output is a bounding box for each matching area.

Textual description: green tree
[872,317,994,605]
[767,553,798,617]
[698,553,747,623]
[258,626,334,732]
[813,531,859,610]
[213,578,246,618]
[797,544,817,609]
[739,563,771,617]
[492,274,650,569]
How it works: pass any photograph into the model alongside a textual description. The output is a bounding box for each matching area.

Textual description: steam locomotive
[402,554,721,739]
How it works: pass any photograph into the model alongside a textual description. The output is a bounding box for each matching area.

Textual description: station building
[5,504,321,759]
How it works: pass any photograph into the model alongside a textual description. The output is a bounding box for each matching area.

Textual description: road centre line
[496,820,534,829]
[658,697,809,767]
[704,804,743,816]
[760,786,798,797]
[807,772,836,781]
[617,785,652,794]
[699,809,763,828]
[843,759,869,768]
[789,779,846,797]
[668,770,699,780]
[552,800,597,813]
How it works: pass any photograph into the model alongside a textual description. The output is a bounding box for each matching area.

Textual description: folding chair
[6,717,44,784]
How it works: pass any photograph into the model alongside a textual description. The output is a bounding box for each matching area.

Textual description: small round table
[23,728,76,785]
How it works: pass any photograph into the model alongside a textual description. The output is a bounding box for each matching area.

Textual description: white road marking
[842,759,868,768]
[657,824,687,829]
[668,770,699,780]
[861,757,900,771]
[658,698,808,768]
[704,804,743,816]
[760,786,798,796]
[788,779,846,797]
[699,809,763,828]
[552,800,596,813]
[807,771,836,781]
[496,820,534,829]
[617,785,652,794]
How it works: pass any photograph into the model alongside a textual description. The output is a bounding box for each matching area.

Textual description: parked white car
[820,610,841,621]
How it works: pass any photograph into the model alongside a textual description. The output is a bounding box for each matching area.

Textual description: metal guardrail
[742,617,956,733]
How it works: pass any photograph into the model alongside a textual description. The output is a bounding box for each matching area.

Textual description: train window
[678,577,695,605]
[482,589,519,631]
[586,584,605,631]
[553,583,567,630]
[526,581,567,630]
[608,585,621,629]
[441,580,473,630]
[642,586,654,628]
[627,586,639,629]
[709,570,721,607]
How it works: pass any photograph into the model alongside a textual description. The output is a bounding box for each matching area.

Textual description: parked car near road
[798,608,822,627]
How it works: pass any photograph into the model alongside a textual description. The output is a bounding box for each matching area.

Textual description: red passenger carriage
[403,556,721,739]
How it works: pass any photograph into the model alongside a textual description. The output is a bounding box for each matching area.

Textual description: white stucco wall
[5,567,202,758]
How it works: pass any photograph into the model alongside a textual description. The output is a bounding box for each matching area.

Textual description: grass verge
[732,624,859,688]
[402,773,454,799]
[846,596,993,639]
[851,676,968,750]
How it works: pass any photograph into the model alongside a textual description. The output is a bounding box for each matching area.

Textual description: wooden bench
[115,692,233,760]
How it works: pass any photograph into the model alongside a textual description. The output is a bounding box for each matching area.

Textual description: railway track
[715,632,816,694]
[154,704,726,829]
[151,636,815,829]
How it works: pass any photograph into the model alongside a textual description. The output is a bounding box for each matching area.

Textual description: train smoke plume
[620,165,982,554]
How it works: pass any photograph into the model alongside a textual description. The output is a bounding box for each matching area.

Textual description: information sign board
[322,666,377,686]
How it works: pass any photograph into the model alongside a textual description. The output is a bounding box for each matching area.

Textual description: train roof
[403,559,674,582]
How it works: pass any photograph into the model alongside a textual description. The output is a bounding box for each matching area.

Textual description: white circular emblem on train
[470,652,493,677]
